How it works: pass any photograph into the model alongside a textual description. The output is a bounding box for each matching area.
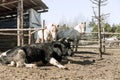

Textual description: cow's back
[21,44,52,64]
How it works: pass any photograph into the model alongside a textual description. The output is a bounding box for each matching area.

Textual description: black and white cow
[0,40,72,69]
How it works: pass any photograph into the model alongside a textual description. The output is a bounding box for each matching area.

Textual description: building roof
[0,0,48,17]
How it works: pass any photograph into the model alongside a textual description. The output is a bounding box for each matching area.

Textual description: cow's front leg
[75,40,79,52]
[15,49,26,67]
[49,57,68,69]
[16,60,25,67]
[8,61,16,67]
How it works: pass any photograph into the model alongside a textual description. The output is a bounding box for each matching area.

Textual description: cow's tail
[0,49,11,57]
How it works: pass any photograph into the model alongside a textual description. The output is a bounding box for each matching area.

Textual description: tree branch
[90,0,98,5]
[92,7,98,20]
[101,0,108,3]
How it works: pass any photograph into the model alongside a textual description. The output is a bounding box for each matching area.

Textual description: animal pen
[0,0,48,51]
[79,31,120,52]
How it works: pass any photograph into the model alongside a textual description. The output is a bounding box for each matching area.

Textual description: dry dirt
[0,48,120,80]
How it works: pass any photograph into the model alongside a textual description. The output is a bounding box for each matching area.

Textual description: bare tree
[90,0,108,59]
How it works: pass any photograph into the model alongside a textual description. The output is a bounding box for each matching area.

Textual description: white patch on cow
[74,22,86,33]
[36,23,58,43]
[67,49,72,56]
[16,61,24,67]
[0,52,6,57]
[24,63,37,68]
[49,57,66,69]
[36,29,52,43]
[8,61,16,67]
[0,49,11,57]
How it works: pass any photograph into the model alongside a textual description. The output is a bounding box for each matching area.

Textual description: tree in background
[89,19,98,38]
[102,23,111,32]
[89,21,120,38]
[59,14,85,28]
[111,24,117,33]
[90,0,109,59]
[115,25,120,33]
[59,24,69,30]
[102,22,111,37]
[114,24,120,38]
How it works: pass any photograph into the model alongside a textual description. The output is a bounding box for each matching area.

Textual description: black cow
[0,40,72,69]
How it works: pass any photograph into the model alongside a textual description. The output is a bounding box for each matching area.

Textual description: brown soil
[0,48,120,80]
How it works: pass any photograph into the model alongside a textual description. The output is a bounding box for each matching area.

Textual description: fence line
[85,32,120,35]
[0,28,45,35]
[0,29,120,49]
[0,28,46,46]
[0,28,45,31]
[81,32,120,51]
[0,32,17,35]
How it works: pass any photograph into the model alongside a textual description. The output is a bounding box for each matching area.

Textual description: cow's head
[0,55,8,65]
[0,50,8,64]
[74,22,86,33]
[52,38,73,57]
[50,24,59,41]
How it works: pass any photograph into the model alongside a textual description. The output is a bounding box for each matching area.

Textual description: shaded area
[68,59,95,65]
[73,51,97,54]
[73,51,111,55]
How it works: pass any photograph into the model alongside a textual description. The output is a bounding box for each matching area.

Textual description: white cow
[57,22,86,51]
[35,23,58,43]
[104,36,118,47]
[47,23,59,41]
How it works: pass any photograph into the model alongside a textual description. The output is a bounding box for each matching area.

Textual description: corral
[0,0,120,80]
[80,32,120,49]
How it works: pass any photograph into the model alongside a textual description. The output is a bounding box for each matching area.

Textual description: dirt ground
[0,48,120,80]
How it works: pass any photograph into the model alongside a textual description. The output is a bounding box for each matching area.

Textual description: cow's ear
[58,38,62,42]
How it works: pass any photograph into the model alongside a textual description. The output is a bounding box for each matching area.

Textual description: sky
[41,0,120,26]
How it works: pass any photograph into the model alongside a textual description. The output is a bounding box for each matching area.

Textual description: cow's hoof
[64,67,69,70]
[60,66,69,70]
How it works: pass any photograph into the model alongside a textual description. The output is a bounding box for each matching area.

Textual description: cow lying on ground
[0,40,72,69]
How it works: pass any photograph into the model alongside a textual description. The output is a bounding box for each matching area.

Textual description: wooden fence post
[17,0,23,46]
[102,27,106,53]
[28,28,31,44]
[42,20,45,43]
[98,0,102,59]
